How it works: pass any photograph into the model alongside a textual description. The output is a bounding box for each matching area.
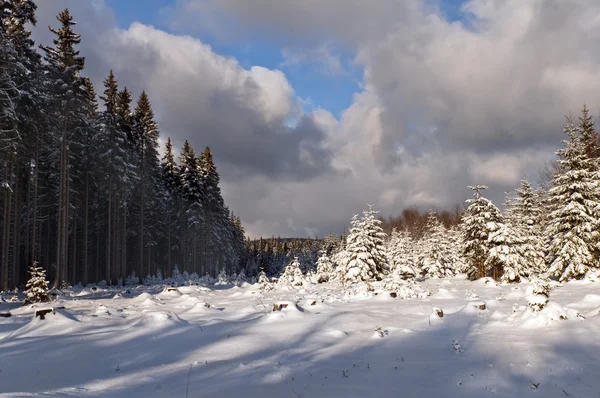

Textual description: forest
[3,0,600,294]
[0,2,245,291]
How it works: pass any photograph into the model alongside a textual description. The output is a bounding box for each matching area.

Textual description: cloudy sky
[34,0,600,238]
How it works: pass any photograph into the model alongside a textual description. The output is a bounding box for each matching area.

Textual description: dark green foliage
[0,4,246,290]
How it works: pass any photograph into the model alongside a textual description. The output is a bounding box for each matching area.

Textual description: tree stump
[272,303,288,312]
[433,307,444,318]
[390,292,398,298]
[35,308,54,320]
[0,312,11,318]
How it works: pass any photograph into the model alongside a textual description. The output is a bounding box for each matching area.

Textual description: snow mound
[93,305,111,316]
[183,302,215,314]
[473,277,498,287]
[156,288,183,298]
[566,294,600,309]
[75,288,94,297]
[7,309,81,339]
[178,286,211,294]
[262,301,309,322]
[519,302,584,328]
[505,288,524,300]
[131,292,153,302]
[431,288,458,300]
[171,294,202,307]
[136,298,163,309]
[458,301,488,315]
[130,311,188,328]
[324,329,349,339]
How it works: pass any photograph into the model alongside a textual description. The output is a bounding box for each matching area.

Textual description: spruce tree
[316,250,335,283]
[545,117,600,281]
[339,205,388,285]
[461,185,503,280]
[24,262,50,304]
[386,229,417,280]
[420,210,454,278]
[39,9,86,288]
[134,91,162,277]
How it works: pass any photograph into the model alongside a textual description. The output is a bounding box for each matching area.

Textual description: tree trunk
[1,158,13,291]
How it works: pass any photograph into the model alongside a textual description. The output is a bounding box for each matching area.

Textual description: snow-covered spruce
[526,278,550,312]
[338,205,388,285]
[382,277,430,299]
[545,118,600,281]
[215,268,229,285]
[125,272,140,286]
[461,185,503,280]
[316,251,336,283]
[257,271,272,291]
[419,210,455,278]
[233,270,247,286]
[24,263,50,305]
[386,230,417,280]
[278,257,304,286]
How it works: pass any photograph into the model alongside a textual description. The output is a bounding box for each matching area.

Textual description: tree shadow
[0,287,599,398]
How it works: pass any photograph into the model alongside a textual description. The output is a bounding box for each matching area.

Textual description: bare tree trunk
[12,176,21,288]
[139,147,145,281]
[106,173,112,284]
[31,142,39,265]
[167,209,171,276]
[83,172,89,285]
[1,158,13,291]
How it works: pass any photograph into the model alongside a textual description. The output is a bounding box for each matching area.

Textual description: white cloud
[33,0,600,237]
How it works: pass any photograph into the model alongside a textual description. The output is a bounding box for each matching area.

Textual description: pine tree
[461,185,503,280]
[339,205,388,285]
[24,262,49,304]
[545,117,600,281]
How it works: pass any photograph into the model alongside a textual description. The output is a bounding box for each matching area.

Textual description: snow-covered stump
[432,307,444,318]
[0,310,11,318]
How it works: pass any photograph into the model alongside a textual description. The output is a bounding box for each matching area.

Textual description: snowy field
[1,277,600,398]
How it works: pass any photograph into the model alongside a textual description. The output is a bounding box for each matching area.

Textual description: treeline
[0,3,245,291]
[378,206,463,239]
[243,235,343,277]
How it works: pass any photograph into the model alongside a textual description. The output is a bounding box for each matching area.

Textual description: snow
[1,278,600,397]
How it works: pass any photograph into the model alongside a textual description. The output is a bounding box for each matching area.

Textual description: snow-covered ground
[1,277,600,398]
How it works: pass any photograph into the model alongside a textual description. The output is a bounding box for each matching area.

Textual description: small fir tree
[278,257,304,286]
[339,205,388,285]
[24,263,50,304]
[386,230,417,280]
[316,251,335,283]
[527,278,550,313]
[461,186,503,280]
[420,210,455,278]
